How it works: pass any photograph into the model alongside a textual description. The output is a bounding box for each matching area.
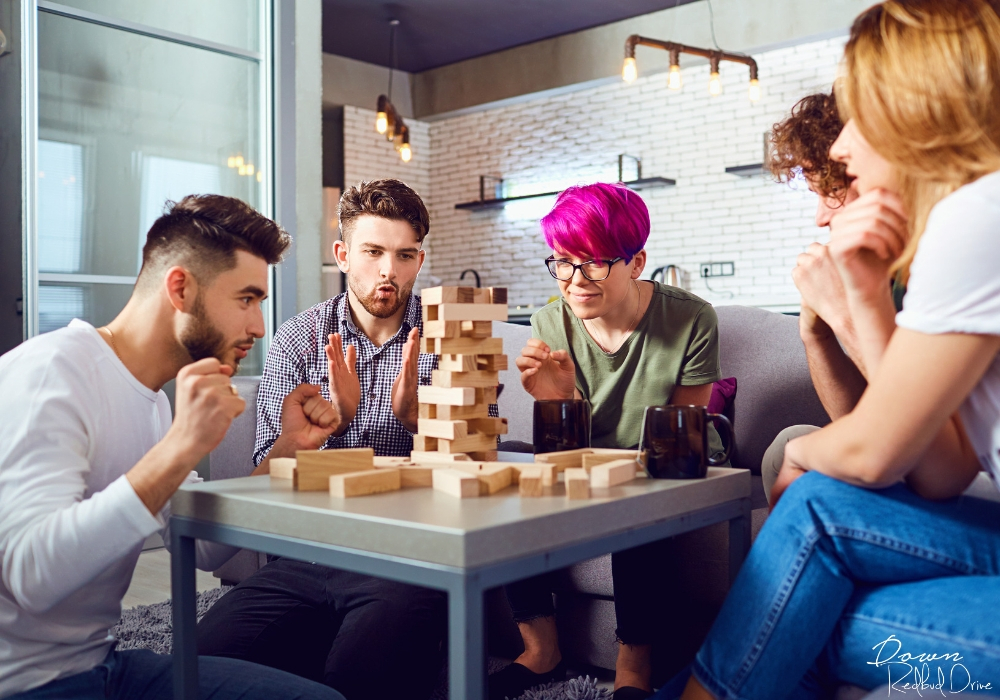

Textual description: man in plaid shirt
[198,180,449,700]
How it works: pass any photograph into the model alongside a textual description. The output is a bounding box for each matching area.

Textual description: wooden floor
[123,547,219,609]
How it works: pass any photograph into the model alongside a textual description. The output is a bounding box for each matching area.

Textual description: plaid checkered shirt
[254,292,499,462]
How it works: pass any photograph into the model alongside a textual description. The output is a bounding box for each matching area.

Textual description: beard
[180,295,250,372]
[348,275,413,319]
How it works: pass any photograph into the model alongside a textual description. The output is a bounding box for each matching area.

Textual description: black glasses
[545,256,624,282]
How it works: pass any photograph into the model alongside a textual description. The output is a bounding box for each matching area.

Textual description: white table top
[172,467,750,569]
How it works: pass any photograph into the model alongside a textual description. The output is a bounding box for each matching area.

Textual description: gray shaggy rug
[115,588,611,700]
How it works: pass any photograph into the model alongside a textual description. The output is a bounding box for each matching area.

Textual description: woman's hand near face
[516,338,577,400]
[828,188,908,301]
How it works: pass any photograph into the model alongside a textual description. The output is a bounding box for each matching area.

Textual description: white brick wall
[342,36,847,311]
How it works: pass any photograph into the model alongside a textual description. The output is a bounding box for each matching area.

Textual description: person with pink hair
[489,182,726,700]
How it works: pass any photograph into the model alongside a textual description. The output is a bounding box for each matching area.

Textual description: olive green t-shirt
[530,282,725,452]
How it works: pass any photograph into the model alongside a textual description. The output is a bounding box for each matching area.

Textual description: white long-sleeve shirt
[0,320,234,697]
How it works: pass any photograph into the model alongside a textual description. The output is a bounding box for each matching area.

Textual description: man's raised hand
[391,326,420,433]
[169,358,246,460]
[792,242,852,343]
[325,332,361,434]
[516,338,577,400]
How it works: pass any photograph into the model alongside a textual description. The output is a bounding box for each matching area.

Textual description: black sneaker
[488,660,566,700]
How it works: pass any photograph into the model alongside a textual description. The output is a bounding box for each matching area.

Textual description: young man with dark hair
[0,195,343,700]
[761,93,906,502]
[197,179,461,700]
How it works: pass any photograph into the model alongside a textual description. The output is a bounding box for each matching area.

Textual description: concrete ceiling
[321,0,703,73]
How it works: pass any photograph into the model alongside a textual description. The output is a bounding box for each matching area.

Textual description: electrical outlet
[700,262,735,278]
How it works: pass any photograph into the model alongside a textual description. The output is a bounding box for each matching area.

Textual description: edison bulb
[399,143,412,162]
[375,111,388,134]
[622,57,637,83]
[748,79,761,102]
[668,64,682,90]
[709,71,722,96]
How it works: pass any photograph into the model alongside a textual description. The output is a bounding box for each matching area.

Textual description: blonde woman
[658,1,1000,697]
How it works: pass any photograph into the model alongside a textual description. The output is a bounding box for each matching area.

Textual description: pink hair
[540,182,650,262]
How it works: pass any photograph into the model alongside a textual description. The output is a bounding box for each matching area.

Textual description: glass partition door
[25,0,272,375]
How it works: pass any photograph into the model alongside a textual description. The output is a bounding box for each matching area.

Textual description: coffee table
[169,463,751,700]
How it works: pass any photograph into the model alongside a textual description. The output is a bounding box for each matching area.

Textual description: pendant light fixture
[622,35,760,102]
[374,19,413,162]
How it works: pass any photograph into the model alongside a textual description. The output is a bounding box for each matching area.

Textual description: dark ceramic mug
[533,399,592,454]
[638,405,734,479]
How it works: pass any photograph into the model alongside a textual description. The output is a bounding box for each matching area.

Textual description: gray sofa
[209,305,831,674]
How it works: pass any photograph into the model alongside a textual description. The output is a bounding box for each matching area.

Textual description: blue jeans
[654,472,1000,699]
[6,647,345,700]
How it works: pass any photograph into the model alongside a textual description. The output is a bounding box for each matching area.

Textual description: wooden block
[437,432,498,453]
[590,459,638,488]
[398,465,436,488]
[534,448,593,472]
[294,448,375,490]
[438,354,478,372]
[460,321,493,338]
[451,463,513,495]
[472,287,490,303]
[478,386,498,404]
[417,418,468,440]
[410,450,472,463]
[477,354,508,371]
[419,403,436,419]
[468,450,498,461]
[435,403,489,420]
[423,320,459,338]
[329,468,401,497]
[435,303,508,322]
[467,417,508,435]
[422,336,503,355]
[518,466,543,497]
[432,370,499,388]
[582,451,637,471]
[488,287,507,304]
[538,462,557,487]
[422,286,475,305]
[413,434,438,451]
[269,458,296,479]
[373,456,411,468]
[418,385,476,406]
[432,468,480,498]
[565,468,590,500]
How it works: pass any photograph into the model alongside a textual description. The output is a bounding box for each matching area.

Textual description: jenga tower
[414,286,509,462]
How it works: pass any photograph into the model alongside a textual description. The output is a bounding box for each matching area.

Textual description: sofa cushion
[715,306,830,473]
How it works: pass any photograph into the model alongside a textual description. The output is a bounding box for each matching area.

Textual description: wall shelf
[725,163,767,178]
[455,177,676,211]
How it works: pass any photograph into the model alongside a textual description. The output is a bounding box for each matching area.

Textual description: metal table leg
[448,573,485,699]
[728,496,753,585]
[171,529,198,700]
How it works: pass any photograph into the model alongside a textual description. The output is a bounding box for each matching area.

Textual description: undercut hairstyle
[769,91,851,200]
[138,194,290,292]
[540,182,650,263]
[338,178,430,246]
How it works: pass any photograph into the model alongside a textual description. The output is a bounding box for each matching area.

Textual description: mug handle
[635,406,651,471]
[707,413,734,466]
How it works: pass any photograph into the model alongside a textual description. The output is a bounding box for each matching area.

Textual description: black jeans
[505,539,675,645]
[197,559,446,700]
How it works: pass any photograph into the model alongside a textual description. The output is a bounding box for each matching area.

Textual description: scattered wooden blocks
[535,448,593,472]
[397,465,436,488]
[269,458,297,480]
[293,448,375,491]
[582,450,640,472]
[432,468,481,498]
[590,459,638,488]
[518,466,544,497]
[410,451,472,463]
[565,468,590,500]
[373,456,412,468]
[329,468,401,498]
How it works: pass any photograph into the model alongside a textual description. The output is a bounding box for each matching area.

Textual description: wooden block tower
[414,286,509,462]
